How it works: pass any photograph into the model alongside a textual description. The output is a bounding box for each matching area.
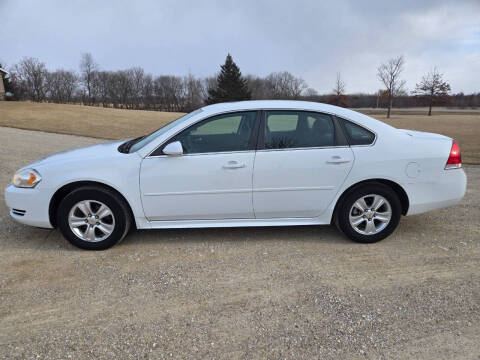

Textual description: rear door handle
[326,156,351,164]
[223,161,246,169]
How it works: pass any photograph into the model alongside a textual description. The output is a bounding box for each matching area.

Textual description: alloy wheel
[348,194,392,235]
[68,200,115,242]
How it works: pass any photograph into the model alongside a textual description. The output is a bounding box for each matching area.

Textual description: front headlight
[12,169,42,188]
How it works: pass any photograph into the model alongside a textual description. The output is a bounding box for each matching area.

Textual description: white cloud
[0,0,478,93]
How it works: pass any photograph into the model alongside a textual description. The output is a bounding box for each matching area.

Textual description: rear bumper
[406,168,467,215]
[4,184,54,228]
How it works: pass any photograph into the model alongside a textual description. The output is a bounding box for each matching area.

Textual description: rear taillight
[445,140,462,170]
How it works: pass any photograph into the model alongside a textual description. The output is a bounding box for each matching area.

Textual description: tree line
[3,53,315,113]
[2,53,479,115]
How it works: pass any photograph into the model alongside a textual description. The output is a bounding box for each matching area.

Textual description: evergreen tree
[206,54,251,104]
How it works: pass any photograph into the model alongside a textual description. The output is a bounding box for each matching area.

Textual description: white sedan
[5,101,466,250]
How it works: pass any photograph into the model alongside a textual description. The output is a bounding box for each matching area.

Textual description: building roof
[0,68,8,75]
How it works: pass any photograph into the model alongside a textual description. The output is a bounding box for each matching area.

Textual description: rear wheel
[336,183,401,243]
[57,186,131,250]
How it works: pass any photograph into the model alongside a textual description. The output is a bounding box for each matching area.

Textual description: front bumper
[4,183,54,228]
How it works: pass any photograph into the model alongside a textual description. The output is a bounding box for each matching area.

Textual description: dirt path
[0,127,479,359]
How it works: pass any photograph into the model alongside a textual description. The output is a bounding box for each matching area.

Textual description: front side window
[264,111,335,150]
[163,111,258,155]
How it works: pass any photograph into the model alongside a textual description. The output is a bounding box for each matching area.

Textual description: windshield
[128,109,203,153]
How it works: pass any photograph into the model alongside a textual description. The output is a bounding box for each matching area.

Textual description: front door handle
[326,156,351,164]
[223,161,246,169]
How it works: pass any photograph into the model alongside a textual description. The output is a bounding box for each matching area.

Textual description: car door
[252,110,354,218]
[140,111,259,221]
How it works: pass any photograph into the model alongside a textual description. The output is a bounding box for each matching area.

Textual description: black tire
[57,186,131,250]
[336,182,401,243]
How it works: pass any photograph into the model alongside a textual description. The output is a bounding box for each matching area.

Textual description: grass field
[0,102,183,140]
[0,101,479,163]
[368,113,480,164]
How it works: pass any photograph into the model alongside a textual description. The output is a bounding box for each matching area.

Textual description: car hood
[26,139,127,168]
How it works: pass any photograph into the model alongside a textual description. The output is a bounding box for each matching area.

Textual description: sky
[0,0,479,94]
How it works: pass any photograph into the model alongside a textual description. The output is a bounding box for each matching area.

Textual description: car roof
[202,100,340,113]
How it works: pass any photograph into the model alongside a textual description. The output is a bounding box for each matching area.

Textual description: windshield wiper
[118,136,145,154]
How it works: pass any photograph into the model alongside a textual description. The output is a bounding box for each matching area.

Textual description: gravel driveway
[0,127,479,359]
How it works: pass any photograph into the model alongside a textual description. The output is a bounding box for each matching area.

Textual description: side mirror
[162,141,183,156]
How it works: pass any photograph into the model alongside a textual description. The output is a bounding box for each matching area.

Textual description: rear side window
[264,111,335,150]
[341,119,375,145]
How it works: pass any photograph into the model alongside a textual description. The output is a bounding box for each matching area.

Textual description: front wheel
[336,183,402,243]
[57,186,131,250]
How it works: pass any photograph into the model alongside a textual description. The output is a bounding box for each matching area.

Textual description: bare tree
[142,73,154,110]
[79,52,98,105]
[45,71,60,102]
[333,72,345,96]
[183,73,204,112]
[59,70,78,103]
[93,71,111,107]
[13,57,48,101]
[116,70,134,109]
[128,67,145,109]
[265,71,307,99]
[245,75,269,99]
[413,67,451,116]
[328,72,348,107]
[377,55,406,118]
[154,75,185,111]
[375,89,383,108]
[304,88,318,97]
[45,70,78,103]
[202,75,217,101]
[107,71,122,108]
